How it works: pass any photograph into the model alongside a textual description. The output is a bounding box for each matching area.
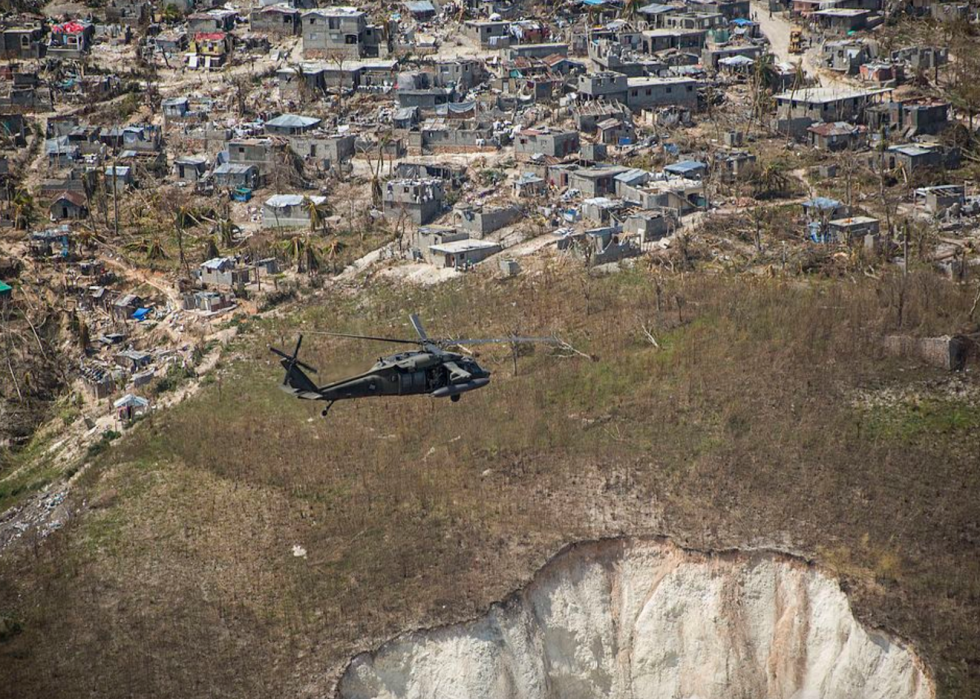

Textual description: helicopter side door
[397,369,429,395]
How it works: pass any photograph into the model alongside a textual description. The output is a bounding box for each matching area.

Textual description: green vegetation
[865,397,980,442]
[1,269,978,699]
[85,430,121,459]
[154,363,195,395]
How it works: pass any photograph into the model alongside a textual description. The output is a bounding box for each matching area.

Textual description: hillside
[1,267,978,698]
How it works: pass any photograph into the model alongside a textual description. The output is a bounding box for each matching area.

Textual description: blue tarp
[132,308,151,321]
[730,18,754,26]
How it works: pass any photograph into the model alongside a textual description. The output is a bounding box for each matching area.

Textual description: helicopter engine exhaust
[431,378,490,399]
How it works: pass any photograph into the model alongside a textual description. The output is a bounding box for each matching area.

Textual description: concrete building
[174,155,208,182]
[250,4,302,35]
[431,59,486,90]
[826,215,880,243]
[198,257,251,287]
[262,194,328,229]
[455,205,522,237]
[822,40,871,75]
[1,26,45,59]
[428,239,501,268]
[866,98,949,137]
[214,163,259,189]
[624,211,672,243]
[187,9,237,34]
[227,138,279,178]
[892,46,947,71]
[914,185,965,215]
[514,129,580,158]
[807,122,867,151]
[568,165,631,197]
[383,178,445,225]
[625,77,699,111]
[265,114,322,136]
[885,143,957,173]
[774,86,888,132]
[47,20,95,60]
[407,119,496,154]
[301,7,385,58]
[577,72,629,103]
[812,8,870,33]
[506,43,568,61]
[463,20,510,47]
[285,132,356,169]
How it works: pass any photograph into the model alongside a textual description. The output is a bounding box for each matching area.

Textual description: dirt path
[751,1,845,88]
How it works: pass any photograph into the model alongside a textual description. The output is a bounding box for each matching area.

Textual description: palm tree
[303,195,325,236]
[303,236,321,277]
[124,236,168,260]
[203,236,219,260]
[322,238,344,274]
[173,204,200,278]
[280,235,306,273]
[751,52,778,124]
[751,160,790,200]
[621,0,643,23]
[74,228,104,251]
[12,189,35,230]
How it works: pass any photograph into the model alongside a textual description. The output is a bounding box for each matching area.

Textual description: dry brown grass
[1,267,979,699]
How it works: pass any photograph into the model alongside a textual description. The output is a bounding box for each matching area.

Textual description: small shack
[114,393,149,423]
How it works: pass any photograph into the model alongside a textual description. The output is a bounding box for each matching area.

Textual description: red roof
[52,191,87,207]
[195,31,226,42]
[53,20,87,34]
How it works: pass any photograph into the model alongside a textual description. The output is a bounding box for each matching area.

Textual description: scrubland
[1,266,978,698]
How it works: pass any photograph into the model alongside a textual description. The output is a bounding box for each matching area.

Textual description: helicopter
[270,314,557,416]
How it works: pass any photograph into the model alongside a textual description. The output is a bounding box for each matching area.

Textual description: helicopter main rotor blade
[409,313,429,342]
[309,331,422,345]
[439,336,560,347]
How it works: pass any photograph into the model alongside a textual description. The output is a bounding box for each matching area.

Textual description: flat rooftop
[429,239,501,254]
[774,86,890,103]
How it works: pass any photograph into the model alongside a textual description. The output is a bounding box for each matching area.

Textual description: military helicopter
[270,314,557,416]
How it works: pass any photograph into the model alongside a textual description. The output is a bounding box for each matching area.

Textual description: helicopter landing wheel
[451,394,461,403]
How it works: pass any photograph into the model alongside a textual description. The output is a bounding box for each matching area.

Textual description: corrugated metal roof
[266,114,321,129]
[403,0,436,13]
[665,160,706,173]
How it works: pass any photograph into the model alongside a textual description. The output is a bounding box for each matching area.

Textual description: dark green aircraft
[271,314,556,416]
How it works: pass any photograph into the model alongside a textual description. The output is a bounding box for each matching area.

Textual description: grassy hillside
[1,266,979,698]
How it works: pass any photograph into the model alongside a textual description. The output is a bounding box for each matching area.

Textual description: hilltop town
[2,0,979,447]
[2,0,980,697]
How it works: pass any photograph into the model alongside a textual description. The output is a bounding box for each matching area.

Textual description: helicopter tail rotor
[270,335,319,394]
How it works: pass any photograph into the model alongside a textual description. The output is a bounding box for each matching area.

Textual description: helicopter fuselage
[300,349,491,403]
[271,314,554,416]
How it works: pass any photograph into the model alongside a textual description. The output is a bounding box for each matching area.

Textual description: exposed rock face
[338,539,933,699]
